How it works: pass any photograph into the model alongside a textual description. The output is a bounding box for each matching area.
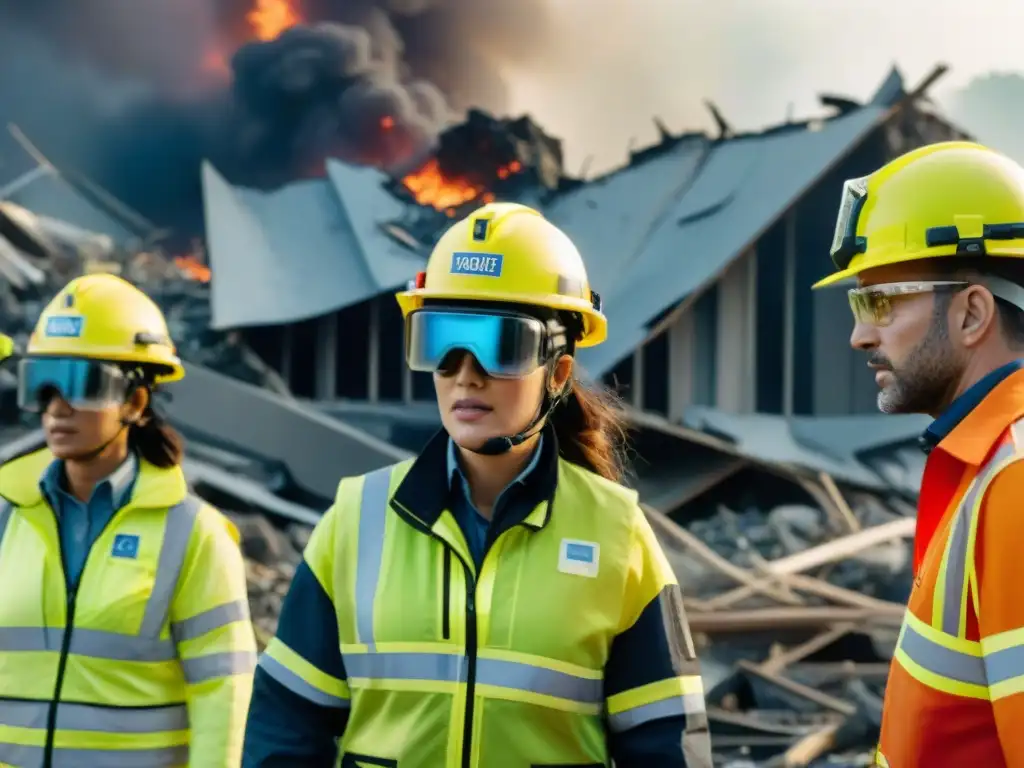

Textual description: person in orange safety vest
[812,141,1024,767]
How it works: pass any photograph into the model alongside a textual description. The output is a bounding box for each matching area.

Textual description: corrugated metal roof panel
[205,161,425,330]
[544,135,710,287]
[325,160,425,290]
[204,162,375,329]
[577,104,889,375]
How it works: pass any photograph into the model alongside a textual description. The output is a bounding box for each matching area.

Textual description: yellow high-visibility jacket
[0,448,256,768]
[245,427,712,767]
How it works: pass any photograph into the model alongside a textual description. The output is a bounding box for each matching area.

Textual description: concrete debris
[646,481,912,765]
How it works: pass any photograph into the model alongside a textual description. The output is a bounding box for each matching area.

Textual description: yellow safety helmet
[28,273,185,383]
[0,334,13,362]
[395,202,607,347]
[814,141,1024,288]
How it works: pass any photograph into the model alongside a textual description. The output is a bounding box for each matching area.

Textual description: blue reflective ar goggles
[405,309,566,379]
[17,357,132,412]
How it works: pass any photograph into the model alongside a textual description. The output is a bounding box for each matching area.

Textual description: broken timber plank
[641,504,802,606]
[765,516,914,576]
[702,571,906,615]
[817,471,861,532]
[737,659,857,716]
[782,720,844,767]
[760,623,856,675]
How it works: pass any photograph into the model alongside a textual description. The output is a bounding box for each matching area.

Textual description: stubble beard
[876,320,962,415]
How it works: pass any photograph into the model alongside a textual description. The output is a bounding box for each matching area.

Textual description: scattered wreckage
[0,181,927,768]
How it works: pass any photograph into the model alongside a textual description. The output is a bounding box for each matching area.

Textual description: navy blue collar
[921,359,1024,453]
[446,434,544,491]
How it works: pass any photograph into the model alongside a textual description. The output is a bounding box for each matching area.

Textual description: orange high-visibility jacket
[878,367,1024,767]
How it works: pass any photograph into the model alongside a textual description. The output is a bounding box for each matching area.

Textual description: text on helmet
[451,251,503,277]
[45,316,85,338]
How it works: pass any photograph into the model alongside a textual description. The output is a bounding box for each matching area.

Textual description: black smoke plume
[0,0,554,240]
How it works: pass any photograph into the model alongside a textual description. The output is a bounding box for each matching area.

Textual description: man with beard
[813,141,1024,767]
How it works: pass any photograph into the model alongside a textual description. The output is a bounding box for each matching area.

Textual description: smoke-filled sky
[504,0,1024,174]
[0,0,1021,235]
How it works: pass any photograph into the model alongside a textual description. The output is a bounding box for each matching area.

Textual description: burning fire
[247,0,302,41]
[401,159,522,212]
[174,256,212,283]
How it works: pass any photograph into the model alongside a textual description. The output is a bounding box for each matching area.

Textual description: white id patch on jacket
[558,539,600,578]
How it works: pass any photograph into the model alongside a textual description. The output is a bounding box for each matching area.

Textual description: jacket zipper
[461,579,477,768]
[393,501,480,767]
[42,571,77,767]
[41,497,131,767]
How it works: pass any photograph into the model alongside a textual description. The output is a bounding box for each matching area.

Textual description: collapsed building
[0,64,969,766]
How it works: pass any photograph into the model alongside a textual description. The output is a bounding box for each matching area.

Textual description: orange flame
[401,158,523,211]
[174,256,212,283]
[247,0,301,41]
[380,115,395,130]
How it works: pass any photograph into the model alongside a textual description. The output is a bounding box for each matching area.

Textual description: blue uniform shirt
[40,452,138,590]
[446,435,544,567]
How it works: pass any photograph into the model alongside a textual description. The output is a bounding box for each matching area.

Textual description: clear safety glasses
[848,275,1024,327]
[405,309,564,379]
[847,282,965,327]
[17,357,131,412]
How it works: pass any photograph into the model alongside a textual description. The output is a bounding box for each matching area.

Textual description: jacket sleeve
[242,503,349,768]
[604,508,712,768]
[170,503,258,768]
[975,460,1024,766]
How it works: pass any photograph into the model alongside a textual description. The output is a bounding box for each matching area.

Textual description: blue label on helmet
[44,315,84,338]
[451,252,503,277]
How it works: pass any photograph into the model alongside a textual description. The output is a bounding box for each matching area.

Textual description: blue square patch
[111,534,140,559]
[45,315,84,338]
[565,542,595,563]
[450,251,503,277]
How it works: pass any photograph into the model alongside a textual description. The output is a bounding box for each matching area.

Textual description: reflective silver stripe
[53,744,188,768]
[985,642,1024,685]
[140,495,202,638]
[898,621,987,685]
[346,651,465,683]
[477,657,603,704]
[607,694,707,733]
[0,499,11,547]
[938,441,1016,635]
[172,599,250,643]
[258,652,350,708]
[0,699,188,732]
[345,651,603,705]
[181,650,257,684]
[354,467,393,649]
[0,626,177,661]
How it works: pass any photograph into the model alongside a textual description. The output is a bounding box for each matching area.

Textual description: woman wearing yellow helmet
[0,274,256,768]
[244,203,712,767]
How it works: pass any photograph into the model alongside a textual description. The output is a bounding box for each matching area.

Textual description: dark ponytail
[549,378,629,482]
[128,408,184,469]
